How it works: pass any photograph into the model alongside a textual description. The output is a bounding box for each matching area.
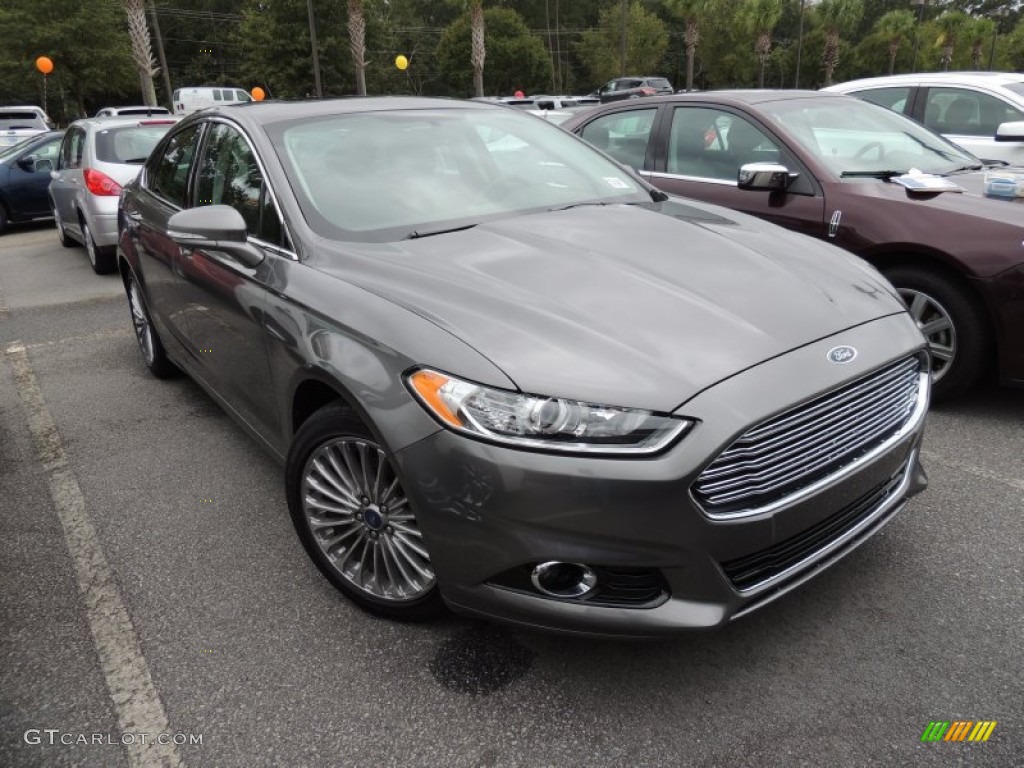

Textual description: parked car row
[2,83,1019,638]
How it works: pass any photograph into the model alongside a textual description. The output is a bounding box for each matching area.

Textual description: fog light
[530,561,598,599]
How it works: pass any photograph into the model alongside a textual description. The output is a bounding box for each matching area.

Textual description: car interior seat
[942,97,977,134]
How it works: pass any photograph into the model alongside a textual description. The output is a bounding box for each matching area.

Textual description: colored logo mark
[921,721,997,742]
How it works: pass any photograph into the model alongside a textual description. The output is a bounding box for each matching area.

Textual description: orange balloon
[251,87,265,101]
[36,56,54,75]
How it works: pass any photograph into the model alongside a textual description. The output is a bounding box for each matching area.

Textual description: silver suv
[0,106,52,147]
[824,72,1024,165]
[49,115,179,273]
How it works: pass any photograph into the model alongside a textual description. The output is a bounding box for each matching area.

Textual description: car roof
[71,115,181,131]
[828,72,1024,89]
[609,89,850,107]
[185,96,505,129]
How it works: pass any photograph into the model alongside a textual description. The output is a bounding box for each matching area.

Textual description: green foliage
[233,0,350,99]
[436,8,552,97]
[0,0,136,123]
[576,1,670,86]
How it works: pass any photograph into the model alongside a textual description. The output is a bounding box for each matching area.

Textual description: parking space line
[921,449,1024,492]
[21,327,133,350]
[5,341,184,768]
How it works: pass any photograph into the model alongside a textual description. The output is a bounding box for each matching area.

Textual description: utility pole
[307,0,323,97]
[148,0,172,108]
[988,7,1009,70]
[619,0,627,77]
[910,0,931,73]
[794,0,806,88]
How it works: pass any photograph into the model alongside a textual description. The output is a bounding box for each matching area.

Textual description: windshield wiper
[840,170,908,179]
[941,163,984,175]
[405,223,478,240]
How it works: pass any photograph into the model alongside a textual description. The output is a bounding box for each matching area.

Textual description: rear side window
[147,124,202,207]
[213,90,223,102]
[580,108,657,170]
[924,87,1024,136]
[852,86,910,114]
[95,124,175,164]
[648,79,672,90]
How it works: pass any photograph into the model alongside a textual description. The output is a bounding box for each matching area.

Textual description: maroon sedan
[563,91,1024,400]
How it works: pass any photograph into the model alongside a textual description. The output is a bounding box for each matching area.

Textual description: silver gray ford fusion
[117,98,930,637]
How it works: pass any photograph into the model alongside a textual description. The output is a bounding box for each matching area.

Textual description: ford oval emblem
[827,346,858,364]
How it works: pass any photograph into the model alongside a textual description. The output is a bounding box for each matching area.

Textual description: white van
[172,87,253,115]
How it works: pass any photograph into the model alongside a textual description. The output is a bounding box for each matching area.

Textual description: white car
[95,105,172,117]
[824,72,1024,165]
[0,105,52,147]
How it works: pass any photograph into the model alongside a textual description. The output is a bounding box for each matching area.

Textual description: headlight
[407,368,691,455]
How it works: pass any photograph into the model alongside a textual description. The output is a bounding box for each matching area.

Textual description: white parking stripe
[5,341,184,768]
[21,327,132,350]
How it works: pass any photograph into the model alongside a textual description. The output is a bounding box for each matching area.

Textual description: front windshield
[269,106,649,242]
[761,98,978,177]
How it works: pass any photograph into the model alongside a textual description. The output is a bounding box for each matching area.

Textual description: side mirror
[18,156,52,173]
[168,205,264,268]
[738,162,797,192]
[995,121,1024,142]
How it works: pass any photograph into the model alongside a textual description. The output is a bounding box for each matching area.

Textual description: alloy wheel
[899,287,955,384]
[301,437,434,602]
[128,278,155,365]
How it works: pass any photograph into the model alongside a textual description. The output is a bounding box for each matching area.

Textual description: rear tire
[53,204,76,248]
[286,403,444,621]
[0,202,9,234]
[83,218,116,274]
[883,266,991,401]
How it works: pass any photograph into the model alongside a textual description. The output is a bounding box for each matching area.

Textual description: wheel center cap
[362,503,385,530]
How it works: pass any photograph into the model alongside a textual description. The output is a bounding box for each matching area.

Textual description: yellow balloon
[395,55,409,71]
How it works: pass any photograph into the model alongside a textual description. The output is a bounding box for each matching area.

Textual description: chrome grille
[694,356,922,517]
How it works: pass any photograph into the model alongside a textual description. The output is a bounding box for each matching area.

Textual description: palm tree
[348,0,367,95]
[966,17,995,71]
[470,0,486,97]
[665,0,712,92]
[738,0,783,88]
[123,0,159,106]
[874,9,915,75]
[818,0,863,87]
[934,12,968,72]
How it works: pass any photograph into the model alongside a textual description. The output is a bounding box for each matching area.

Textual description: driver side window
[195,123,283,246]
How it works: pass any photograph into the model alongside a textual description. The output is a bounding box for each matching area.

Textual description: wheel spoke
[304,494,356,517]
[325,446,360,498]
[907,293,928,322]
[920,316,952,337]
[306,474,355,509]
[311,456,361,506]
[307,511,356,529]
[391,536,434,581]
[383,536,418,593]
[391,521,422,538]
[930,343,954,363]
[393,530,430,560]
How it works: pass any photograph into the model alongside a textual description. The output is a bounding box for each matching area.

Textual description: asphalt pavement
[1,222,1021,767]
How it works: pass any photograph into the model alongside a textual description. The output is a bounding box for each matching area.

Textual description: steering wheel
[853,141,886,161]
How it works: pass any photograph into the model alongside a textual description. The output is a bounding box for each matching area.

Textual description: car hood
[312,203,907,411]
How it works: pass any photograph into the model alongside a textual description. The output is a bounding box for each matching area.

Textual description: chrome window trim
[694,370,929,521]
[730,449,918,599]
[647,171,737,187]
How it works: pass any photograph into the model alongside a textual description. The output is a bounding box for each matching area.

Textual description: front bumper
[392,314,929,637]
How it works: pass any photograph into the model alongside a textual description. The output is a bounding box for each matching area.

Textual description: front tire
[286,404,443,621]
[883,266,991,401]
[126,271,177,378]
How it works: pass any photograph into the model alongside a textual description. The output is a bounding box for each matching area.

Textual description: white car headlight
[407,368,691,455]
